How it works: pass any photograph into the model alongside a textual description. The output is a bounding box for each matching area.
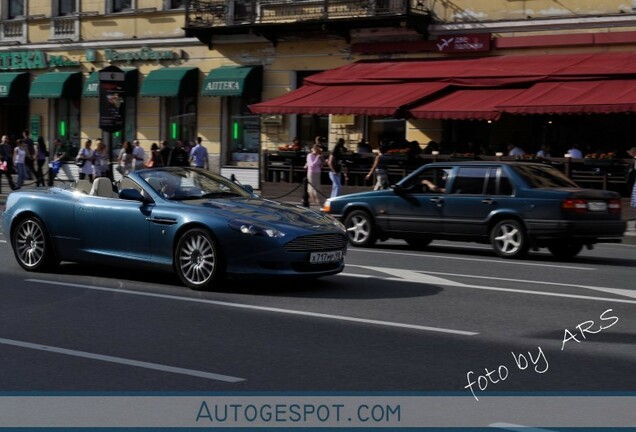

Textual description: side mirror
[119,188,146,202]
[242,184,254,194]
[391,184,405,194]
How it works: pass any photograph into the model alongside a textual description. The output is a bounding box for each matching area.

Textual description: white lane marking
[26,279,478,336]
[0,337,244,382]
[404,269,636,300]
[351,249,595,271]
[345,266,636,305]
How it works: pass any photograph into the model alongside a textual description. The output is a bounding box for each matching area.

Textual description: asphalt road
[0,232,635,395]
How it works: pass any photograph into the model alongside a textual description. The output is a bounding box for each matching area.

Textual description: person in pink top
[304,143,324,206]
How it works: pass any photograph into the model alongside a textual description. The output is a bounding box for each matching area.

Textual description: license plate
[310,250,344,264]
[587,201,607,211]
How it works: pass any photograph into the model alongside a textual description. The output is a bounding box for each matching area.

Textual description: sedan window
[451,167,489,194]
[513,164,578,188]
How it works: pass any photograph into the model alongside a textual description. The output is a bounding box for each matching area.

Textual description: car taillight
[608,199,622,214]
[562,199,587,214]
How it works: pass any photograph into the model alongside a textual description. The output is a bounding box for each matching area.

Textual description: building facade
[3,1,636,187]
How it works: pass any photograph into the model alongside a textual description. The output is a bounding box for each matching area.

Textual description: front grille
[284,233,347,252]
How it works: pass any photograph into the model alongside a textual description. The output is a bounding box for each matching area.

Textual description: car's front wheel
[490,219,528,258]
[174,228,221,290]
[548,242,583,260]
[344,210,376,247]
[12,216,58,272]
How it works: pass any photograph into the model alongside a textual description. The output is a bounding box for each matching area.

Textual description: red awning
[304,51,636,87]
[249,82,448,116]
[409,88,526,120]
[499,80,636,114]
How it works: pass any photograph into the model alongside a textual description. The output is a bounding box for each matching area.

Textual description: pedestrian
[327,138,348,198]
[48,138,74,185]
[35,136,48,186]
[189,136,209,169]
[159,140,172,166]
[76,139,94,182]
[146,143,163,168]
[0,134,17,191]
[567,143,583,159]
[12,138,28,189]
[132,139,145,170]
[22,129,37,181]
[507,142,526,157]
[169,140,190,166]
[304,143,324,206]
[117,141,133,175]
[92,139,108,178]
[365,144,390,190]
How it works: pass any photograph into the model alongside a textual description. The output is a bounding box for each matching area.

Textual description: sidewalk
[2,177,635,243]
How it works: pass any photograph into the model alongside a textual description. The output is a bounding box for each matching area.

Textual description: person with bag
[145,143,162,168]
[76,139,94,182]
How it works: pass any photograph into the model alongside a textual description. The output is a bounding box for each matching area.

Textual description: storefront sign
[435,34,491,53]
[103,47,180,63]
[204,81,240,92]
[0,50,79,70]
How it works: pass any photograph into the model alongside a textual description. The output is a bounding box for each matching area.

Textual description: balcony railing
[186,0,429,28]
[0,19,26,44]
[50,15,80,41]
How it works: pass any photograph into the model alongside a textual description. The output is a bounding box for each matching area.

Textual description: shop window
[55,98,81,159]
[164,95,197,145]
[227,97,260,164]
[164,0,184,9]
[295,71,328,149]
[2,0,25,19]
[107,0,133,13]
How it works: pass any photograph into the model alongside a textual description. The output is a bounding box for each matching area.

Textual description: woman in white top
[76,139,94,182]
[13,139,28,189]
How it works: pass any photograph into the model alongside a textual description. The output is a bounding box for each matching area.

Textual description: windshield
[512,164,579,189]
[138,168,252,200]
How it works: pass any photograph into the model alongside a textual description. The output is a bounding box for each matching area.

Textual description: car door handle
[429,197,444,206]
[481,199,495,205]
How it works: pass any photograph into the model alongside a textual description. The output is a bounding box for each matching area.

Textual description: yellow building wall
[430,0,630,22]
[198,96,222,155]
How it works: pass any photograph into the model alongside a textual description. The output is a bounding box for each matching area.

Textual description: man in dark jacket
[0,134,17,191]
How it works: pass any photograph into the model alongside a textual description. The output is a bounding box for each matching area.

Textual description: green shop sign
[104,47,180,63]
[0,50,79,70]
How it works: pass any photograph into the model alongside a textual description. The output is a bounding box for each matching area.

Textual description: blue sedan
[3,168,347,290]
[323,162,626,259]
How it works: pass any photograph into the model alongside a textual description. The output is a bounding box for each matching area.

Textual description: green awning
[201,65,262,97]
[83,68,139,97]
[29,71,82,99]
[139,67,199,97]
[0,72,29,98]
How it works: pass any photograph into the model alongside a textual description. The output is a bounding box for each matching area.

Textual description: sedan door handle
[429,197,444,206]
[481,199,495,205]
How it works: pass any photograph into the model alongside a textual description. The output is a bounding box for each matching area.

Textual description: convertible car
[2,168,347,290]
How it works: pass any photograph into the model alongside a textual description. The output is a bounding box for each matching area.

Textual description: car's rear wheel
[12,216,58,272]
[490,219,528,258]
[344,210,376,247]
[174,228,221,290]
[548,242,583,260]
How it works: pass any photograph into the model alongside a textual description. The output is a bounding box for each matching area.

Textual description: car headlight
[228,219,286,238]
[324,213,346,231]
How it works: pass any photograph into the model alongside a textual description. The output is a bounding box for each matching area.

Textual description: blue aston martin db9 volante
[2,168,347,290]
